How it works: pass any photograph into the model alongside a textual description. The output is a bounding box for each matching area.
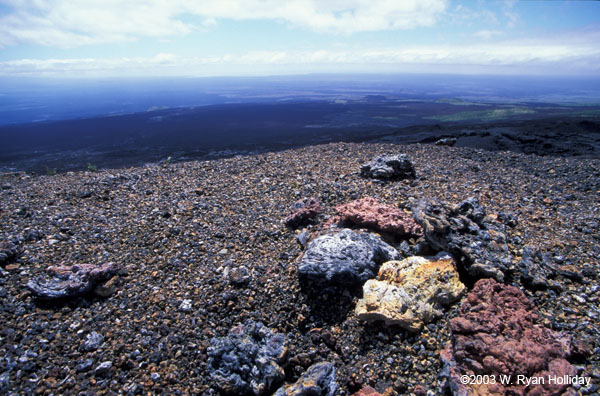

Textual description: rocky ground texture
[0,142,599,395]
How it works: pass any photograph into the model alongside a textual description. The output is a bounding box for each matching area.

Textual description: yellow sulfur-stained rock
[355,254,465,332]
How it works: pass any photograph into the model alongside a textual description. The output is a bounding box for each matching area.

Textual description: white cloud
[0,0,448,48]
[2,34,599,76]
[474,30,504,40]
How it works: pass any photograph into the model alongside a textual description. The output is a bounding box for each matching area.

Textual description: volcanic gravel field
[0,142,599,395]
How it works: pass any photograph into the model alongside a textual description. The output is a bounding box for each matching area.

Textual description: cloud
[2,33,599,76]
[474,30,504,40]
[0,0,448,48]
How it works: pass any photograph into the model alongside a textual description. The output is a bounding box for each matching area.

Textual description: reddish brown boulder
[352,385,381,396]
[441,278,580,396]
[332,197,422,237]
[26,262,121,300]
[285,197,322,229]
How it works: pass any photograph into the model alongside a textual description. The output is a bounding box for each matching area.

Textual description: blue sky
[0,0,598,77]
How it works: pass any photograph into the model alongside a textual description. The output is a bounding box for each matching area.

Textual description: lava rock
[274,362,337,396]
[179,299,193,312]
[352,386,381,396]
[94,361,112,377]
[497,212,518,227]
[298,229,399,287]
[75,359,94,373]
[296,230,311,248]
[435,138,457,146]
[331,197,422,237]
[26,262,121,300]
[413,197,511,282]
[207,320,287,395]
[285,197,322,229]
[519,246,558,289]
[229,266,251,287]
[22,229,44,242]
[80,331,104,352]
[441,278,581,396]
[0,241,19,267]
[0,371,10,392]
[356,253,465,332]
[360,154,416,180]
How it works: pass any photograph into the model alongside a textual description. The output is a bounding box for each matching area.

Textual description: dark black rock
[22,229,44,242]
[519,246,555,289]
[435,138,457,146]
[413,197,512,282]
[497,212,518,227]
[229,266,251,287]
[0,241,19,267]
[285,197,322,229]
[519,247,582,289]
[298,229,399,287]
[360,154,416,180]
[274,362,337,396]
[207,321,287,395]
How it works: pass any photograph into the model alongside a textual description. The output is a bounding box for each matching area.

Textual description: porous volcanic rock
[25,262,121,300]
[441,278,581,396]
[355,254,465,332]
[274,361,337,396]
[0,241,19,267]
[518,246,559,290]
[360,154,416,180]
[351,386,382,396]
[413,197,512,282]
[298,229,399,287]
[207,320,287,396]
[332,197,422,238]
[285,197,322,229]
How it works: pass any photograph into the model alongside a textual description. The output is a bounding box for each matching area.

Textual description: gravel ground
[0,142,598,395]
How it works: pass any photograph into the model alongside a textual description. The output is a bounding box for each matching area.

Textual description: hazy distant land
[1,74,599,173]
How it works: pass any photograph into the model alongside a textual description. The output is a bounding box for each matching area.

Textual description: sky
[0,0,599,78]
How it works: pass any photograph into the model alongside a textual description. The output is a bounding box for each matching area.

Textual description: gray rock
[179,299,193,312]
[274,362,337,396]
[26,262,121,300]
[296,230,310,248]
[360,154,416,180]
[207,320,287,395]
[94,361,112,377]
[298,229,399,287]
[81,331,104,352]
[413,197,512,282]
[75,359,94,372]
[0,371,10,392]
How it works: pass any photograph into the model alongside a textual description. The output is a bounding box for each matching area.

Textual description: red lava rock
[441,278,580,396]
[331,197,422,237]
[285,197,322,229]
[352,385,381,396]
